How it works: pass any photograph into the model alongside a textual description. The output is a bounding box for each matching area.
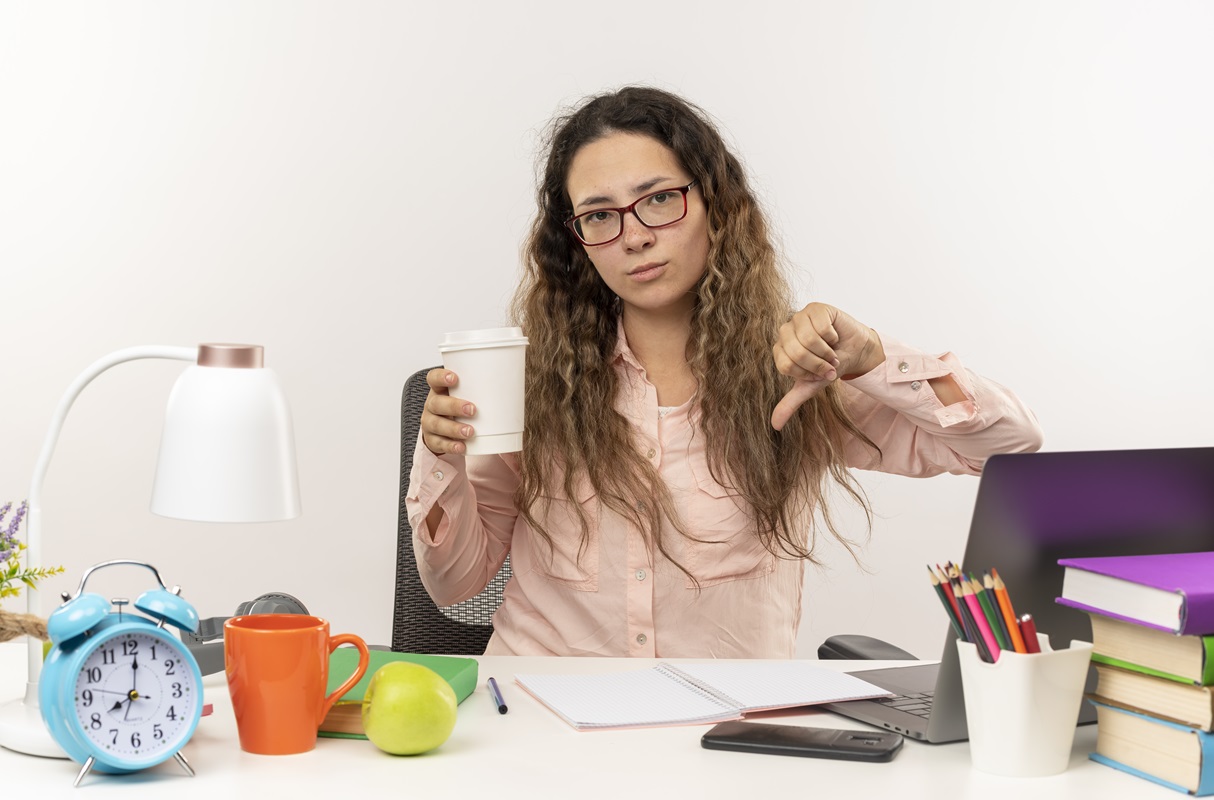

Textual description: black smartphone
[701,721,903,762]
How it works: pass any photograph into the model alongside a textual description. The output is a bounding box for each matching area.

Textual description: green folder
[319,648,479,740]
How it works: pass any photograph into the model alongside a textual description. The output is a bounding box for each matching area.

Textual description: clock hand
[108,689,136,715]
[120,687,154,721]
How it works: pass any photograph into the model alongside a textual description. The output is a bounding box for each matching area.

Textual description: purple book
[1057,551,1214,635]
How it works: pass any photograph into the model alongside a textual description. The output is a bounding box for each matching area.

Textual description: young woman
[406,86,1042,658]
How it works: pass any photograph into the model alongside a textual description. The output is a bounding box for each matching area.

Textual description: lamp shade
[150,345,301,522]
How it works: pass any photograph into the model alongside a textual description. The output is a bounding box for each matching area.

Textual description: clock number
[150,644,158,661]
[164,659,176,675]
[153,723,163,740]
[90,713,102,729]
[172,682,183,698]
[122,639,138,657]
[86,667,102,683]
[110,729,118,745]
[101,648,115,665]
[81,689,94,707]
[165,706,177,721]
[130,732,141,748]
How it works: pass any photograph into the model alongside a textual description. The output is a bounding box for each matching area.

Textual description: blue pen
[487,677,508,714]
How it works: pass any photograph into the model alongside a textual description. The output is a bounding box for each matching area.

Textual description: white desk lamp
[0,344,301,757]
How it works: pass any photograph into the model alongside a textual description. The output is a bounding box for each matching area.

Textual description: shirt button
[898,361,910,373]
[636,633,647,645]
[635,569,647,581]
[433,471,444,480]
[646,448,656,459]
[910,380,922,391]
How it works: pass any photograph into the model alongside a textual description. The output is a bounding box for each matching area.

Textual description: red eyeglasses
[564,181,698,246]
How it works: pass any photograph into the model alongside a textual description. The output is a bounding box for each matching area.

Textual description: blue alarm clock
[40,559,204,787]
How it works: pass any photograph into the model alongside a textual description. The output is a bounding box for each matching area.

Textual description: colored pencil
[978,573,1012,650]
[971,572,1010,655]
[957,576,1001,661]
[954,587,994,663]
[990,569,1027,653]
[927,566,965,639]
[1019,613,1042,654]
[935,563,963,625]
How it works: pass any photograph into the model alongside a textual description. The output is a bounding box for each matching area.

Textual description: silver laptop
[822,447,1214,743]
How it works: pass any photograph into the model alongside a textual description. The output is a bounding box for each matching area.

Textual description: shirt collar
[611,316,646,373]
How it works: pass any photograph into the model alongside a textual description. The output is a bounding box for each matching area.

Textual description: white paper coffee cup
[439,327,529,455]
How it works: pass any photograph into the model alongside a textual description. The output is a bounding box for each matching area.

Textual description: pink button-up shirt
[406,331,1042,658]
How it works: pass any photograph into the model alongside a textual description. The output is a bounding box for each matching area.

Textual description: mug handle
[320,633,371,721]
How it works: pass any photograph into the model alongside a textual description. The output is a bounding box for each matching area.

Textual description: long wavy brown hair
[510,86,879,577]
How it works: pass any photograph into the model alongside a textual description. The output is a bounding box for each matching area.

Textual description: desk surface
[0,642,1173,799]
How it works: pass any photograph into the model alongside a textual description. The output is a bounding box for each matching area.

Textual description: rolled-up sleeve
[840,334,1043,476]
[405,433,518,606]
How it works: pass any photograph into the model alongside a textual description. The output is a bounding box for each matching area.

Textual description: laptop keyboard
[873,691,934,718]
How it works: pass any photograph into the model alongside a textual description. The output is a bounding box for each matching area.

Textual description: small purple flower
[1,500,28,561]
[1,499,61,599]
[4,500,27,536]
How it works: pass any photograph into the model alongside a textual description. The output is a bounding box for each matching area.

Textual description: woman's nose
[620,211,656,249]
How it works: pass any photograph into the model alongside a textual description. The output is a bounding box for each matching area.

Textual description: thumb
[770,379,826,431]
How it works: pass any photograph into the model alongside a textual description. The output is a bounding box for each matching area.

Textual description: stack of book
[1058,551,1214,796]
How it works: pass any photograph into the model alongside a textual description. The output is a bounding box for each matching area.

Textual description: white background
[1,1,1210,660]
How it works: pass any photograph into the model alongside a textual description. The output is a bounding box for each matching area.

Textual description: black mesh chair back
[392,367,513,654]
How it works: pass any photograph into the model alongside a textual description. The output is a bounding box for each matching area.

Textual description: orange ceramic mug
[224,614,369,755]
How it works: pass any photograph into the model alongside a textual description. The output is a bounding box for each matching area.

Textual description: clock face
[72,629,199,760]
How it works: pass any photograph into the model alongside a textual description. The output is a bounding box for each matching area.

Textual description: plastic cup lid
[439,327,529,350]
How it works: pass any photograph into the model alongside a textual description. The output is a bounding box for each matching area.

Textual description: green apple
[361,662,458,755]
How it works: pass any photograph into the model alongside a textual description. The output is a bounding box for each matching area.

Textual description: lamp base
[0,694,67,758]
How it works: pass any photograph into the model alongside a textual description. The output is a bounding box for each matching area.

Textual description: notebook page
[672,661,892,711]
[515,668,741,729]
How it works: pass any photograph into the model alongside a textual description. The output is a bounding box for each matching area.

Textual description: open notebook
[515,661,891,731]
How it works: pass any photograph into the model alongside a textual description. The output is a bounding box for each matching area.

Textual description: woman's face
[565,132,709,319]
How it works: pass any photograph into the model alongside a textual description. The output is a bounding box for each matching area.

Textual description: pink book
[1057,551,1214,635]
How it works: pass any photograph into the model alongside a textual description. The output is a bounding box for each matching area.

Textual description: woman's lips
[628,262,666,282]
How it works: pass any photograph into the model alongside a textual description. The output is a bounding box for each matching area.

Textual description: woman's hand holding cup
[421,368,476,456]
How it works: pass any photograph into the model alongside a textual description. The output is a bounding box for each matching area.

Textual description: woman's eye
[649,192,672,205]
[585,211,613,226]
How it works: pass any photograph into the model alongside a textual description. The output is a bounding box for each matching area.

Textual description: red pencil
[935,564,963,626]
[1019,613,1042,654]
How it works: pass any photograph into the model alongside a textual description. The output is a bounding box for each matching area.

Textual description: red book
[1057,551,1214,635]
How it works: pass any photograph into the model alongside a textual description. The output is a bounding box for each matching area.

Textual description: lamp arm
[22,346,197,703]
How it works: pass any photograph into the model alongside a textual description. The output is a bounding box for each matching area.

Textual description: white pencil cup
[955,633,1093,777]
